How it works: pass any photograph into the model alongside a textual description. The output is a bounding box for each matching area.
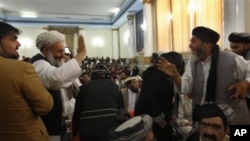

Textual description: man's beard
[5,53,19,60]
[0,46,19,60]
[130,87,139,93]
[47,51,64,67]
[190,44,205,62]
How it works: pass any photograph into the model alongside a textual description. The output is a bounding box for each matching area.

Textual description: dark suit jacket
[0,56,53,141]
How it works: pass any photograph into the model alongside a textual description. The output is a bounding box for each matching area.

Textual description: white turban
[36,30,66,50]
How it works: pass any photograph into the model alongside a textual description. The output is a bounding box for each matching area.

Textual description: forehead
[2,32,18,39]
[51,41,65,50]
[230,42,244,47]
[201,116,224,126]
[190,35,202,42]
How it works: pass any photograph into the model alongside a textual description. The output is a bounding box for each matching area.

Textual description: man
[109,114,154,141]
[30,30,86,141]
[79,72,91,85]
[0,22,53,140]
[135,51,185,141]
[115,70,130,90]
[228,32,250,121]
[121,76,141,117]
[228,32,250,59]
[186,104,234,141]
[72,63,124,141]
[157,26,250,124]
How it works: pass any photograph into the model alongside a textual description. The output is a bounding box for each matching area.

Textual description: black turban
[228,32,250,43]
[192,26,220,43]
[193,104,235,127]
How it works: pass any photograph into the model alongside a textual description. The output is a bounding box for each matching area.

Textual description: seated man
[186,104,234,141]
[121,76,141,117]
[109,114,154,141]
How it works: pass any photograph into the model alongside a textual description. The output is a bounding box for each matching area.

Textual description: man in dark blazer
[0,22,53,141]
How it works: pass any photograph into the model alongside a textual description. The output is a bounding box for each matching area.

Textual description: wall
[245,0,250,32]
[16,26,45,59]
[84,28,113,58]
[15,26,114,59]
[119,22,130,58]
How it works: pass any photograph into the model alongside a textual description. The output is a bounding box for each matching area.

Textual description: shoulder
[219,51,238,58]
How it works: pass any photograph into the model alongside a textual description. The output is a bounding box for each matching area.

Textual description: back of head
[109,114,153,141]
[36,30,65,51]
[159,51,185,75]
[0,22,20,40]
[91,63,111,80]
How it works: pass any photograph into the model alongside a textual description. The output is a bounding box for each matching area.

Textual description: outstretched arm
[156,56,182,90]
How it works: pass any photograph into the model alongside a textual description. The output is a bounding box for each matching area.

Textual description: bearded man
[157,26,250,125]
[30,30,86,141]
[121,76,141,117]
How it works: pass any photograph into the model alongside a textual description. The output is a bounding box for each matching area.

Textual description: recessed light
[21,12,37,18]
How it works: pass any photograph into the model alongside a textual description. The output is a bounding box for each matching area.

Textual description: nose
[17,41,21,47]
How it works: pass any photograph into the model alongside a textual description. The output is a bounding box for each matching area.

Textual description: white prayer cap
[36,30,66,50]
[109,114,153,141]
[124,76,139,84]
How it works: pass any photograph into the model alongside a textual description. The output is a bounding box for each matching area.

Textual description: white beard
[190,45,205,62]
[47,51,64,67]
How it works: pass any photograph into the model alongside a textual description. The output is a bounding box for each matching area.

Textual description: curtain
[155,0,222,53]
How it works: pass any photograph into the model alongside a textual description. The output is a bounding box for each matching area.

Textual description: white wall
[84,28,113,58]
[15,26,114,59]
[16,26,45,59]
[119,23,130,58]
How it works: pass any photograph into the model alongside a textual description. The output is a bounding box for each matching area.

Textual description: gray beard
[47,51,64,67]
[190,45,205,62]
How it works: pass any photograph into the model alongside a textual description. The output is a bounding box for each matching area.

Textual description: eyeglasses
[200,121,223,131]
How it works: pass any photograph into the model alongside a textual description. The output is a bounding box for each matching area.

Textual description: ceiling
[0,0,142,27]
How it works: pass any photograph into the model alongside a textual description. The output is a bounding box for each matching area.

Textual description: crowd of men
[1,21,250,141]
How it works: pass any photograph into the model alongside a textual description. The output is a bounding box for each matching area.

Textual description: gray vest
[192,51,250,124]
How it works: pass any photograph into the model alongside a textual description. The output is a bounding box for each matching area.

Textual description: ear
[41,47,49,55]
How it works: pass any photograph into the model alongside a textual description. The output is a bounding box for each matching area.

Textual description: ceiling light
[21,12,37,18]
[112,8,120,16]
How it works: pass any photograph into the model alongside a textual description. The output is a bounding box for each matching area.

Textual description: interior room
[0,0,249,63]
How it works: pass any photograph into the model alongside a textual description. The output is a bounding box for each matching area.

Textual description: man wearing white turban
[30,30,87,141]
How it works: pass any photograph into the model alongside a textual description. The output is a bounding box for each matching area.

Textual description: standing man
[135,51,185,141]
[0,22,53,141]
[157,26,250,125]
[228,32,250,120]
[72,63,124,141]
[121,76,141,117]
[30,30,86,141]
[228,32,250,59]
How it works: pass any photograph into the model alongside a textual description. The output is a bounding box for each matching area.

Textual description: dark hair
[159,51,185,75]
[91,63,111,79]
[0,22,20,39]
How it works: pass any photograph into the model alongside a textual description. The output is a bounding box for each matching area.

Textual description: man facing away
[0,22,53,141]
[157,26,250,125]
[30,30,86,141]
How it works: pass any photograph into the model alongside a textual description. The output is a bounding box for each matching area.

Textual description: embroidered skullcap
[193,104,235,127]
[109,114,153,141]
[91,63,111,79]
[36,30,65,50]
[228,32,250,43]
[124,76,139,84]
[192,26,220,43]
